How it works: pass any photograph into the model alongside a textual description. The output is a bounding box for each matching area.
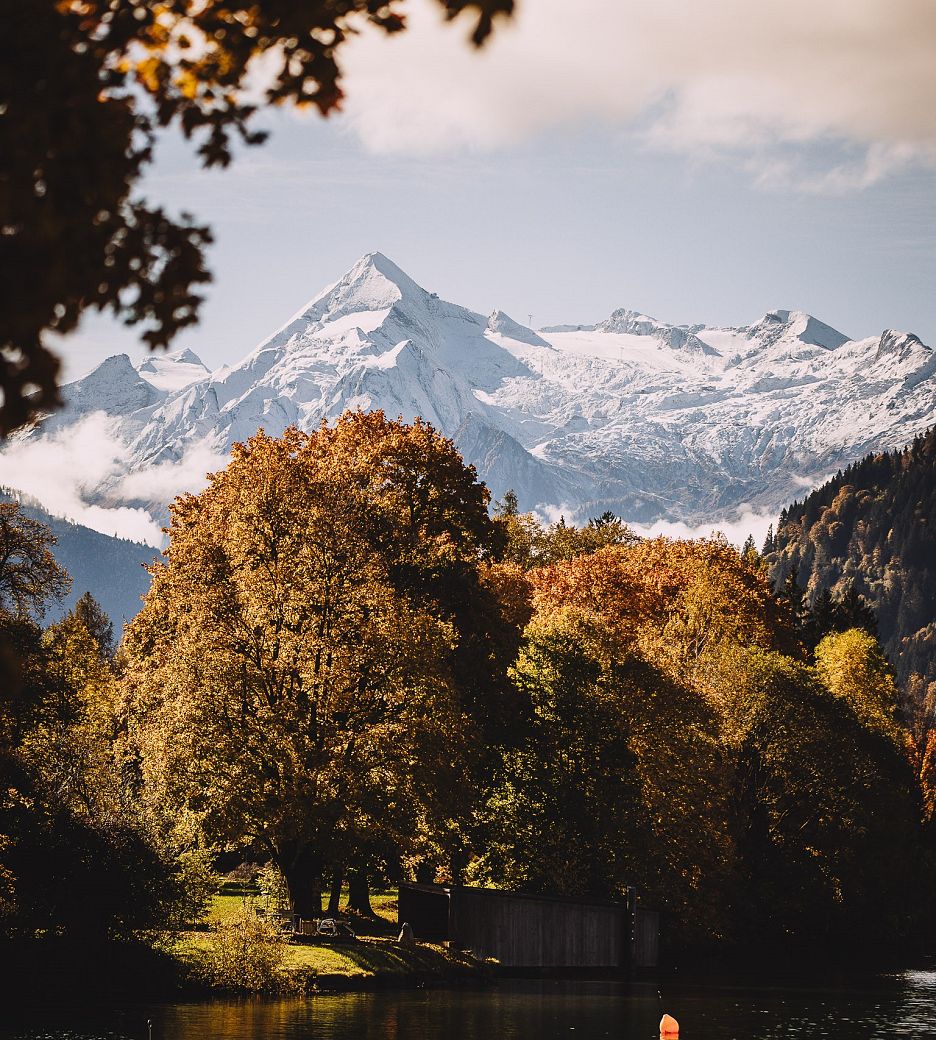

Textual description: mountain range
[11,251,936,532]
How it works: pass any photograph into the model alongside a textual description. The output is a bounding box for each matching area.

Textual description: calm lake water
[6,970,936,1040]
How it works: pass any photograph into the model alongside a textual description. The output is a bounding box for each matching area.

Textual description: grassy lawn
[282,936,476,980]
[207,888,398,926]
[171,888,483,990]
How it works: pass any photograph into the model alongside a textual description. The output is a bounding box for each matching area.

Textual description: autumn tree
[1,0,513,433]
[814,628,899,733]
[123,412,506,917]
[904,672,936,833]
[529,536,795,698]
[718,648,920,946]
[0,511,170,940]
[0,504,70,619]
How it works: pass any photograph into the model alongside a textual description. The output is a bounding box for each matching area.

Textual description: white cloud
[628,507,776,551]
[790,470,835,490]
[745,142,936,195]
[114,442,227,503]
[0,414,228,547]
[339,0,936,187]
[0,415,164,545]
[534,501,573,526]
[534,500,776,550]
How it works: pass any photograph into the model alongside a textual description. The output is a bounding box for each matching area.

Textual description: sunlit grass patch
[169,888,482,992]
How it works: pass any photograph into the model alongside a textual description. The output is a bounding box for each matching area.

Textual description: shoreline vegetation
[2,888,929,1003]
[173,891,493,995]
[1,891,494,1001]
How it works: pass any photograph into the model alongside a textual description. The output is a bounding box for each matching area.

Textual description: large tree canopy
[0,0,513,433]
[470,534,924,949]
[123,412,504,916]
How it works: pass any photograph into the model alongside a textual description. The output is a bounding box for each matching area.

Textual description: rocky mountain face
[12,252,936,528]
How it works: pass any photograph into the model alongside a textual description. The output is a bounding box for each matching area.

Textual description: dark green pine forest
[765,426,936,706]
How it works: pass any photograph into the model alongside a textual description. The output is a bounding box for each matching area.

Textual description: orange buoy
[660,1013,680,1036]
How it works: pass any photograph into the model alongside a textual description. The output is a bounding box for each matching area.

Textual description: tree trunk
[327,868,344,915]
[450,848,469,886]
[347,865,374,916]
[282,846,323,920]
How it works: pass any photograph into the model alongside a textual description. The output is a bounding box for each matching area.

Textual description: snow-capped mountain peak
[256,251,440,355]
[57,353,162,423]
[745,309,849,351]
[137,348,210,392]
[12,252,936,538]
[313,250,422,320]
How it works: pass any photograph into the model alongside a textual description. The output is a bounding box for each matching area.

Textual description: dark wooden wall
[451,887,630,968]
[398,884,654,969]
[633,908,659,968]
[397,884,449,942]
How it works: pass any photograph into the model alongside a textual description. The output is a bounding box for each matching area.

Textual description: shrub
[196,908,290,992]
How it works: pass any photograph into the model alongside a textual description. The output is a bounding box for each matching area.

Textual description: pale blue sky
[61,0,936,379]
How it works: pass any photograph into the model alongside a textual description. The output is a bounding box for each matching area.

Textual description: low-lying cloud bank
[627,509,775,551]
[1,415,786,553]
[0,413,226,547]
[340,0,936,188]
[536,502,776,551]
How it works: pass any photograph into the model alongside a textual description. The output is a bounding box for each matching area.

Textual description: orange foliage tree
[474,533,924,949]
[122,412,510,917]
[530,536,795,694]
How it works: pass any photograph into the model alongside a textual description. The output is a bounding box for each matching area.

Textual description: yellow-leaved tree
[122,412,504,917]
[814,627,900,734]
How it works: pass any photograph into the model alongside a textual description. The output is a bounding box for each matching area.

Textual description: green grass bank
[171,891,491,993]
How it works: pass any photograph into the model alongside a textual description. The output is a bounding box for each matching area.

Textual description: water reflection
[149,986,659,1040]
[6,970,936,1040]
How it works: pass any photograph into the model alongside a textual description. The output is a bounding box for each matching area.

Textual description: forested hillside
[765,427,936,696]
[0,487,154,627]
